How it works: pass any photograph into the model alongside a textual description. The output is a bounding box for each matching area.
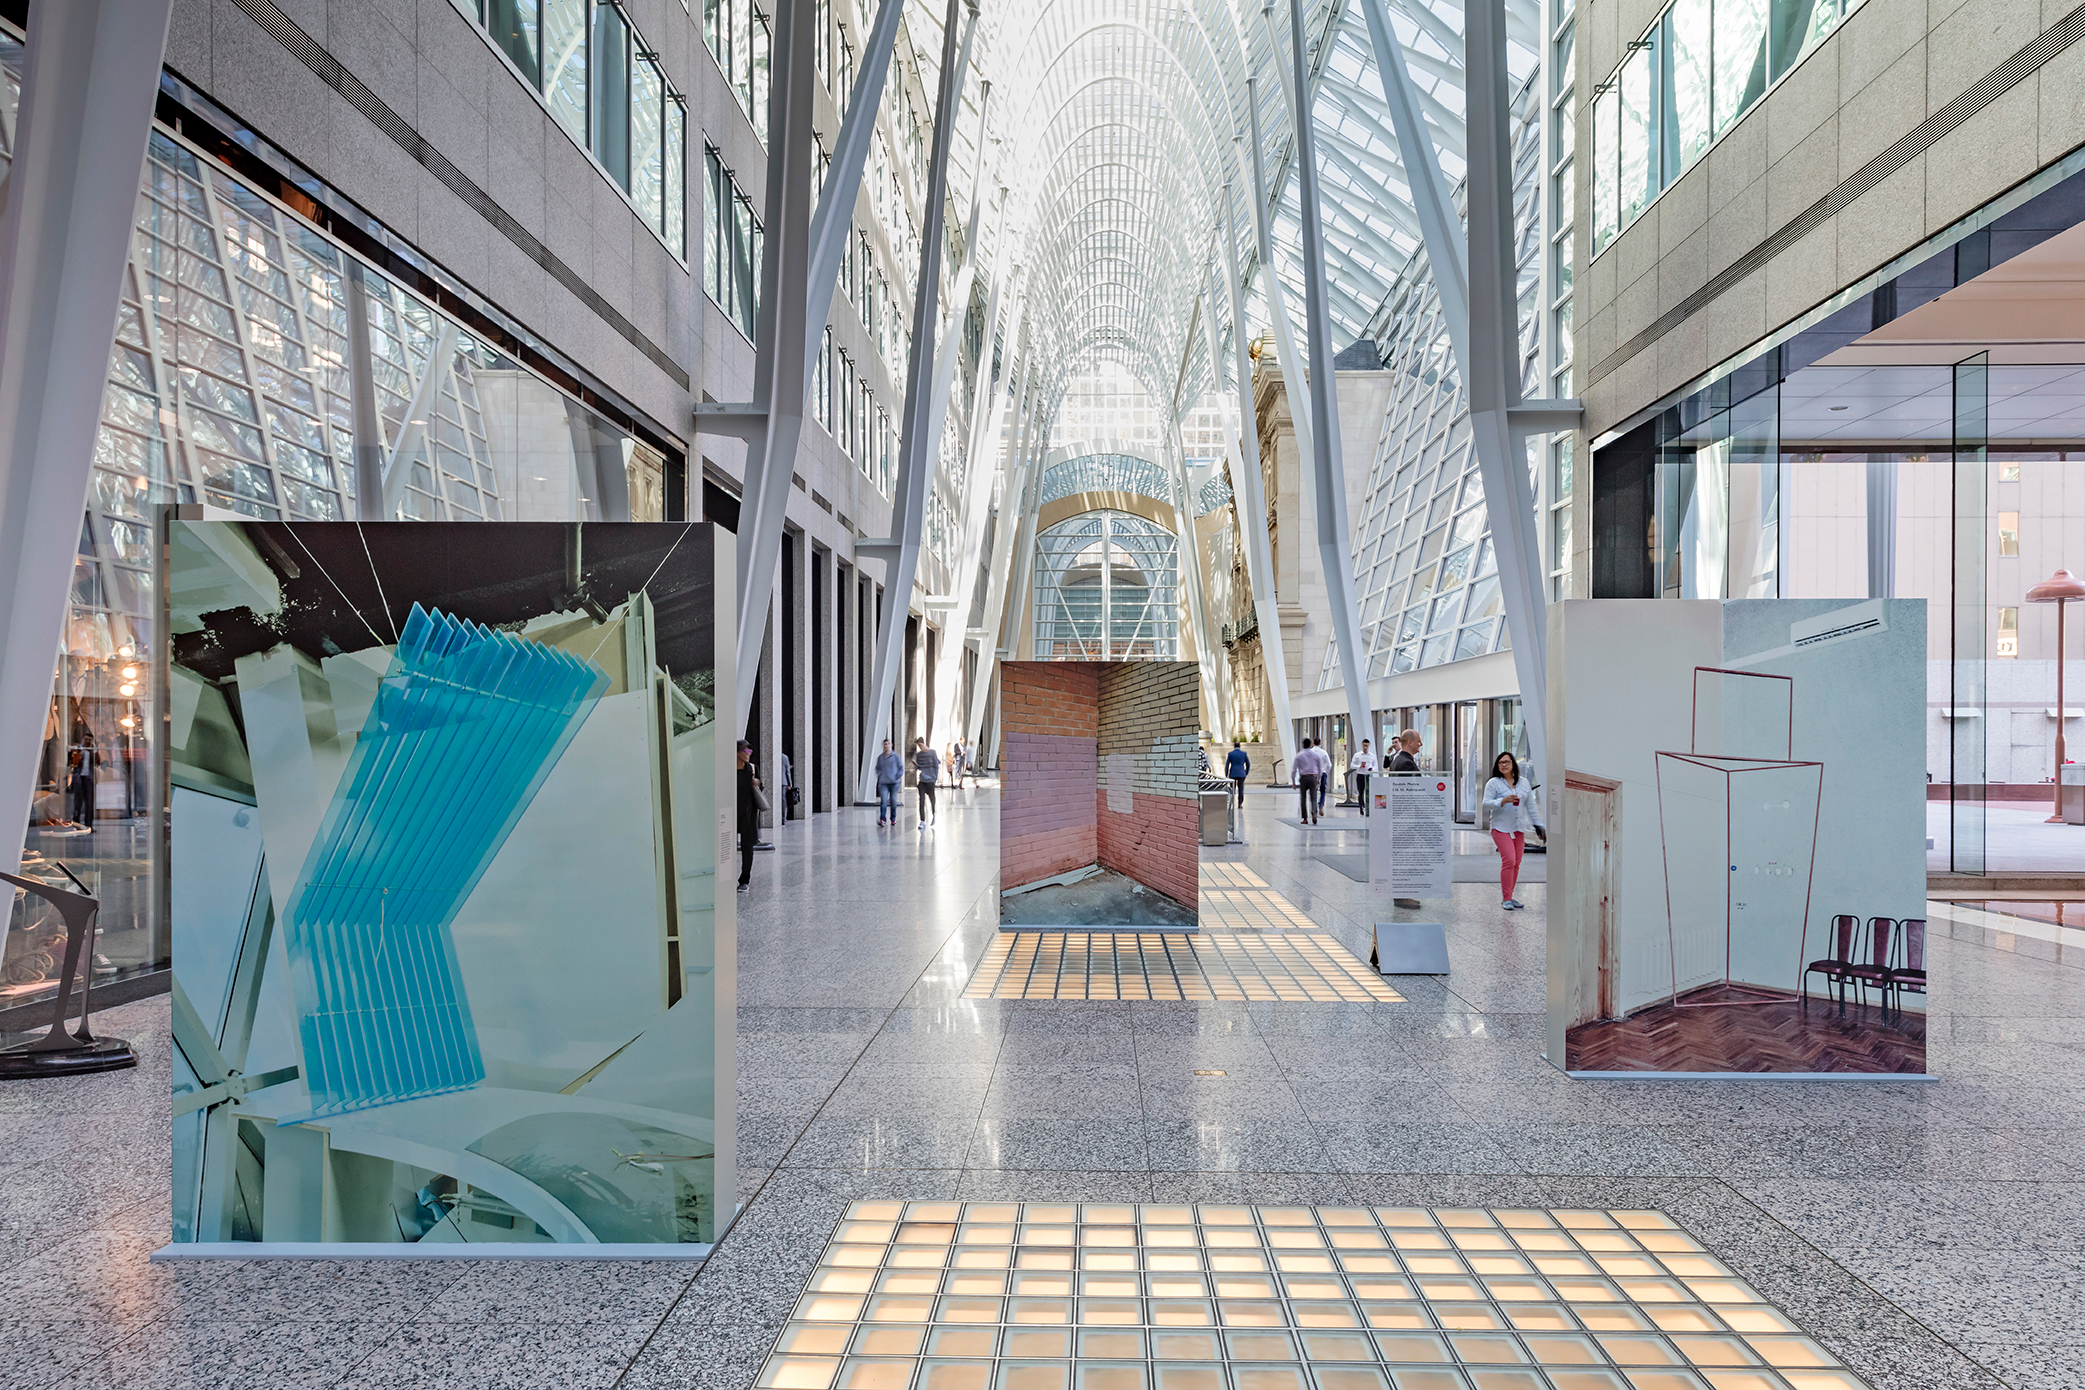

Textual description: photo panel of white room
[1548,599,1929,1077]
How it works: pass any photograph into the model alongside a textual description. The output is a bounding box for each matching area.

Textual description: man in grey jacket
[874,739,904,828]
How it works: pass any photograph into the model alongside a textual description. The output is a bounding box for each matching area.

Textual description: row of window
[452,0,687,258]
[812,327,897,497]
[701,0,917,497]
[1549,11,1577,601]
[1590,0,1863,256]
[703,146,764,342]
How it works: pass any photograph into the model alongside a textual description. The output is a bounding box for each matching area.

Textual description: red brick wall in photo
[1095,663,1201,909]
[999,663,1100,890]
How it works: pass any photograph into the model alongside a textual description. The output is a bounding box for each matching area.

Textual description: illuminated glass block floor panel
[760,1204,1869,1390]
[1198,866,1321,933]
[965,934,1401,1003]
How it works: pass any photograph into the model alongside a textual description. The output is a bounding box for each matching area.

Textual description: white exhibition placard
[1371,773,1452,899]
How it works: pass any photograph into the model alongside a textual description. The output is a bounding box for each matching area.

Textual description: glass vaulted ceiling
[925,0,1541,430]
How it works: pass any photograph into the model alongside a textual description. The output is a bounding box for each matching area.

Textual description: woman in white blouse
[1482,751,1544,910]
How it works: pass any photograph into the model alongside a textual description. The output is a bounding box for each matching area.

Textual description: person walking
[1295,737,1325,825]
[1483,750,1544,910]
[874,738,904,828]
[1225,739,1251,810]
[948,740,966,791]
[735,739,763,891]
[913,737,941,828]
[1350,739,1377,815]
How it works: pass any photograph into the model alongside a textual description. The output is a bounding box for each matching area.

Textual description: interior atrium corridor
[2,0,2084,1387]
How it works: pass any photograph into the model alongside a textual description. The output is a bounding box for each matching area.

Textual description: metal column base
[0,1035,136,1078]
[1369,922,1450,975]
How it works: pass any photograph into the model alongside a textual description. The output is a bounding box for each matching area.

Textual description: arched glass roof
[952,0,1541,438]
[1036,453,1173,506]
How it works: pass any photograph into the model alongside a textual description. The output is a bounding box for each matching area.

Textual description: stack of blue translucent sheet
[285,604,610,1119]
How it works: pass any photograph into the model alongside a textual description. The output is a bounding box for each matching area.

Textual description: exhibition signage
[1370,772,1452,899]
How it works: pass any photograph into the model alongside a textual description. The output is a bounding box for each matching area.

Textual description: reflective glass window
[1662,0,1711,175]
[1618,43,1654,226]
[488,0,541,87]
[665,96,687,258]
[593,2,631,190]
[1713,0,1769,137]
[632,54,665,233]
[1592,86,1617,253]
[543,0,588,146]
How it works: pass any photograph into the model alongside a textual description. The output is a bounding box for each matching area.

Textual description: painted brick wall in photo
[1096,662,1200,909]
[999,663,1100,890]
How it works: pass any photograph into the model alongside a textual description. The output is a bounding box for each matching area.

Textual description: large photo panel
[167,520,734,1249]
[1548,599,1928,1076]
[998,661,1201,928]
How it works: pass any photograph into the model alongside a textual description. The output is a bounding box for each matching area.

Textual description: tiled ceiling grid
[964,933,1402,1003]
[759,1204,1870,1390]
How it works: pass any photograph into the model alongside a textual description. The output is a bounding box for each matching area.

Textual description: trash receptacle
[1199,789,1232,847]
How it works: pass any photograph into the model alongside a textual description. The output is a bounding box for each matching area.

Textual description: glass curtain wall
[1331,71,1545,687]
[1032,512,1181,661]
[5,86,669,1014]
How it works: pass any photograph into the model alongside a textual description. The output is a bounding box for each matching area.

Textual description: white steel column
[1358,0,1579,781]
[965,375,1040,750]
[719,0,906,731]
[1218,194,1297,775]
[1283,0,1375,757]
[1467,0,1574,783]
[918,93,1005,748]
[1167,416,1225,738]
[0,0,174,856]
[933,268,1024,748]
[1244,74,1315,466]
[853,0,978,804]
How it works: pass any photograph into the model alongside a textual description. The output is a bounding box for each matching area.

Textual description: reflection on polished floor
[0,786,2078,1389]
[1199,864,1325,933]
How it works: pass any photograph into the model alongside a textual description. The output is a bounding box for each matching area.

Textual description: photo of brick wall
[1000,661,1199,923]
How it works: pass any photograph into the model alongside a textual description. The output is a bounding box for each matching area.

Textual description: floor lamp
[2026,568,2085,823]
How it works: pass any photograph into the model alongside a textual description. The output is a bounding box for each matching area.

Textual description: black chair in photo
[1885,917,1927,1017]
[1840,916,1900,1013]
[1802,914,1864,1011]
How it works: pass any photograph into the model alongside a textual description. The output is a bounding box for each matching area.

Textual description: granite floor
[1,782,2080,1389]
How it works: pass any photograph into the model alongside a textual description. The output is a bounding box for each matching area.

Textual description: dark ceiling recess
[174,521,714,684]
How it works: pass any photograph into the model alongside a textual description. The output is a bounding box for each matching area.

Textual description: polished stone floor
[1,783,2080,1389]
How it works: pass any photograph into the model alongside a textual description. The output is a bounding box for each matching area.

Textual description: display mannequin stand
[0,867,136,1078]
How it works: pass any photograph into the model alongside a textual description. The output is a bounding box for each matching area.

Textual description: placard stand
[1370,922,1451,974]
